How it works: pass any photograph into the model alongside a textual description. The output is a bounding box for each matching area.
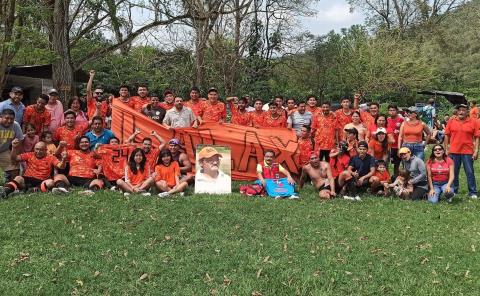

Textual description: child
[384,170,413,199]
[344,128,358,157]
[23,123,39,152]
[154,149,188,197]
[370,160,391,195]
[41,131,57,155]
[296,125,313,167]
[116,148,154,196]
[256,150,298,199]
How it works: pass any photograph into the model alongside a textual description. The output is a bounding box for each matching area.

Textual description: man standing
[251,99,265,128]
[311,102,338,161]
[159,89,175,110]
[422,98,436,129]
[226,96,251,126]
[113,84,135,109]
[198,88,226,123]
[470,100,478,119]
[286,98,297,115]
[86,70,108,121]
[45,88,64,132]
[445,104,480,198]
[335,97,353,130]
[306,95,319,115]
[0,86,25,125]
[85,116,116,148]
[0,109,24,180]
[299,152,336,199]
[184,87,205,117]
[263,102,287,127]
[387,104,404,176]
[163,97,197,128]
[131,84,151,112]
[353,94,379,129]
[287,101,312,137]
[22,94,51,135]
[141,93,166,124]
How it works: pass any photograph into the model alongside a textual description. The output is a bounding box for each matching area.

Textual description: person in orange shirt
[159,89,175,110]
[131,84,151,112]
[112,84,135,109]
[296,125,313,166]
[155,149,188,197]
[197,87,226,123]
[53,110,89,150]
[96,138,136,189]
[23,94,51,135]
[56,136,104,194]
[0,140,68,198]
[368,128,390,162]
[369,160,391,194]
[263,102,287,127]
[116,148,155,196]
[226,96,252,126]
[335,97,353,130]
[86,70,109,120]
[344,128,358,157]
[251,99,265,128]
[286,98,297,116]
[353,93,379,129]
[470,101,479,119]
[306,95,319,116]
[311,101,339,161]
[126,129,166,171]
[184,87,205,117]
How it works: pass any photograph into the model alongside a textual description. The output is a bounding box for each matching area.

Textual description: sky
[300,0,366,35]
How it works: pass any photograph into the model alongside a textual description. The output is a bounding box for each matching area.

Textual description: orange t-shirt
[360,111,375,129]
[402,121,424,143]
[306,106,319,116]
[199,101,227,122]
[67,150,97,178]
[125,166,150,186]
[131,96,151,113]
[87,95,109,119]
[250,111,265,128]
[297,137,313,166]
[113,97,136,109]
[470,107,479,119]
[53,123,89,150]
[154,161,180,188]
[20,153,59,180]
[229,101,251,126]
[287,108,297,116]
[23,106,51,135]
[144,148,160,172]
[334,109,353,131]
[184,99,205,116]
[97,144,136,181]
[159,102,175,110]
[374,170,391,182]
[312,112,338,150]
[368,139,389,160]
[263,111,287,128]
[445,117,480,154]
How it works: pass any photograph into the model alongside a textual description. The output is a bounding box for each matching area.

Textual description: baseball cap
[168,138,181,145]
[406,106,418,113]
[358,141,368,149]
[207,87,218,93]
[375,127,387,134]
[399,147,411,154]
[455,103,469,109]
[48,88,59,95]
[198,146,222,160]
[11,86,23,93]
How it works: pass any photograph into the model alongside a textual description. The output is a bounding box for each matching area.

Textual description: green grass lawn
[1,174,480,295]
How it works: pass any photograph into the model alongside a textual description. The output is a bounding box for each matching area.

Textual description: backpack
[239,184,265,196]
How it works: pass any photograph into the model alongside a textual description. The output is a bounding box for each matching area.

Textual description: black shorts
[68,176,92,188]
[319,150,330,162]
[390,148,401,165]
[23,176,44,188]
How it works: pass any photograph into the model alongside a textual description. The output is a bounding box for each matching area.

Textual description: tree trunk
[0,0,18,94]
[195,23,207,88]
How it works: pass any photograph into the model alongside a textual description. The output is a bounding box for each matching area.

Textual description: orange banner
[111,101,301,180]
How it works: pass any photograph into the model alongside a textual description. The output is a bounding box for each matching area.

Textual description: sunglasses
[433,148,443,151]
[95,92,103,95]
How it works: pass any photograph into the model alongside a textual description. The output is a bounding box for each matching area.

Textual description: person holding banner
[251,99,266,128]
[96,138,136,189]
[226,96,252,126]
[163,97,197,128]
[131,84,151,112]
[197,88,226,123]
[263,102,287,127]
[256,150,298,199]
[113,85,135,109]
[287,101,312,137]
[184,87,205,117]
[159,89,175,110]
[141,93,166,124]
[299,152,336,199]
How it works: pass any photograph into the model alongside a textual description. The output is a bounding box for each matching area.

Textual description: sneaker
[110,186,117,191]
[178,192,185,197]
[289,195,300,200]
[354,195,362,201]
[79,190,95,196]
[444,191,455,203]
[274,196,282,200]
[343,195,355,200]
[52,187,69,195]
[470,194,478,199]
[377,190,384,196]
[141,192,151,197]
[158,192,169,198]
[123,192,130,196]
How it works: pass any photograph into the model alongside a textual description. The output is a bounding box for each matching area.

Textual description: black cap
[207,87,218,93]
[358,141,368,149]
[455,104,469,110]
[11,86,23,93]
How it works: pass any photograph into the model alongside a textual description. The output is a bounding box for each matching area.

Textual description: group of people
[0,69,479,203]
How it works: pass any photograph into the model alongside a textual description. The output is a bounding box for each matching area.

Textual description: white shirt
[195,170,231,194]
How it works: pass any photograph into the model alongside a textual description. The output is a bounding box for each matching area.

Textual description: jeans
[449,153,477,196]
[402,142,424,161]
[428,181,454,203]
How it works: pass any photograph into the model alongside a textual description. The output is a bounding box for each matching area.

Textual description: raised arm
[86,70,95,99]
[126,128,141,143]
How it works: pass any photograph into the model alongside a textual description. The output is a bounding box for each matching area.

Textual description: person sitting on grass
[116,148,154,196]
[344,141,376,200]
[0,140,67,198]
[329,141,352,195]
[41,131,56,155]
[426,144,455,204]
[399,146,428,200]
[368,127,390,163]
[154,149,188,197]
[256,149,298,199]
[384,170,413,199]
[299,152,336,199]
[56,136,104,195]
[369,160,391,195]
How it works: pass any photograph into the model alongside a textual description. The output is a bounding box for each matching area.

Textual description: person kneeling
[0,140,67,198]
[299,152,336,199]
[344,141,376,199]
[256,150,298,199]
[154,149,188,197]
[116,148,154,196]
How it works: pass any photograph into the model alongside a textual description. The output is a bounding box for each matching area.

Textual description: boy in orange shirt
[369,160,391,195]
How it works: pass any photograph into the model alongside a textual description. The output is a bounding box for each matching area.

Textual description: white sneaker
[354,195,362,201]
[123,192,130,196]
[158,192,169,198]
[79,190,95,196]
[141,192,151,197]
[289,195,300,200]
[343,195,355,200]
[178,192,184,197]
[52,187,69,195]
[470,195,478,199]
[110,186,117,191]
[274,196,282,200]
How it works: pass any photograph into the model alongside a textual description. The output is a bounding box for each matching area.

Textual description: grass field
[1,174,480,295]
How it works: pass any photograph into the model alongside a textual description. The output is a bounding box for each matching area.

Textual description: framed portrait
[194,145,232,194]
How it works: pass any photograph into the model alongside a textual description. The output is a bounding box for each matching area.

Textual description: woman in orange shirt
[116,148,154,196]
[398,107,430,160]
[368,128,390,162]
[154,149,188,197]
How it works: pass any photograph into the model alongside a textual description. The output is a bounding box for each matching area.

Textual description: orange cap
[198,146,222,160]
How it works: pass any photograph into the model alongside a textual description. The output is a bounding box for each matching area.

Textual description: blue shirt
[348,154,375,177]
[85,129,115,148]
[0,99,25,125]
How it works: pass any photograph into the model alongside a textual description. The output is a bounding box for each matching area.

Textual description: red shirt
[329,152,350,178]
[334,109,353,130]
[312,112,338,150]
[360,111,375,129]
[20,153,59,180]
[306,106,319,116]
[126,166,150,186]
[229,101,252,126]
[427,157,453,182]
[387,116,404,147]
[159,102,175,110]
[23,106,51,135]
[87,95,109,119]
[297,137,313,166]
[445,117,480,154]
[144,148,160,172]
[113,97,136,109]
[251,111,265,128]
[263,111,287,128]
[131,96,151,113]
[368,139,389,160]
[184,99,205,116]
[199,101,226,122]
[67,150,97,178]
[97,144,136,181]
[373,170,391,182]
[53,123,89,150]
